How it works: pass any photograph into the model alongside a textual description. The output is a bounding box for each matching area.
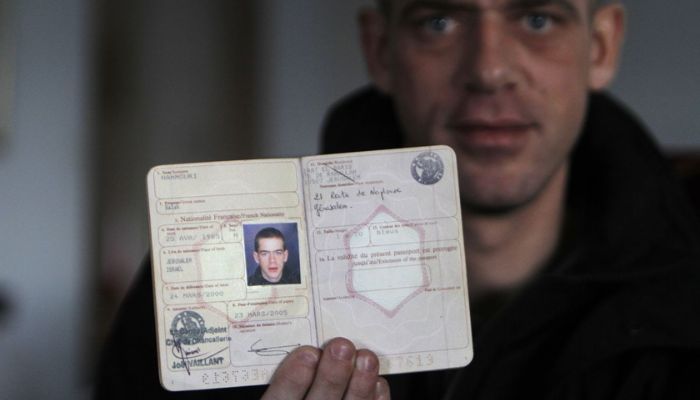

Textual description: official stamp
[171,310,207,346]
[410,151,444,185]
[166,307,231,375]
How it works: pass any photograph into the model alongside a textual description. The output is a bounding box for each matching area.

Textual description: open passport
[146,145,473,391]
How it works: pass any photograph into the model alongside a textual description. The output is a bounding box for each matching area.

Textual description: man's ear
[588,4,626,90]
[358,7,393,93]
[253,252,260,264]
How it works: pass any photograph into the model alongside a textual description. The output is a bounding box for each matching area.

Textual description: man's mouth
[448,119,535,155]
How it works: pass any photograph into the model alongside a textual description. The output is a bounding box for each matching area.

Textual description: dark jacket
[95,88,700,399]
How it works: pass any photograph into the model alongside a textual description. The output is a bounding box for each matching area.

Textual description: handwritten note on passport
[146,145,473,391]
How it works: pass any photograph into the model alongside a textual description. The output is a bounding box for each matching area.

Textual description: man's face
[364,0,623,212]
[253,237,288,283]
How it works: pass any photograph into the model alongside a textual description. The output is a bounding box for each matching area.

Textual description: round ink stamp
[170,310,206,345]
[411,151,444,185]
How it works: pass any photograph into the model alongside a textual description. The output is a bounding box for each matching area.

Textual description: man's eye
[522,13,553,32]
[260,251,269,257]
[422,15,456,34]
[274,250,284,256]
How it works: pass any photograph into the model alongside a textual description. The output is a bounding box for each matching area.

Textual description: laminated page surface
[146,159,316,391]
[302,145,473,375]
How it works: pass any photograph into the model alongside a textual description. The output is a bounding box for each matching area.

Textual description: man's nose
[454,13,520,93]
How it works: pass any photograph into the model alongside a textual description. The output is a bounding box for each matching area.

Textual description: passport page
[303,145,473,375]
[147,159,317,391]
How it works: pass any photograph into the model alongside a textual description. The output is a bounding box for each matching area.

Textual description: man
[96,0,700,398]
[248,227,300,285]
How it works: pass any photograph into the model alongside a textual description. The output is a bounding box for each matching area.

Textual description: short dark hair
[254,227,286,251]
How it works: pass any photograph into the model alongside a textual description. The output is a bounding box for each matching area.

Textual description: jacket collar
[566,92,700,279]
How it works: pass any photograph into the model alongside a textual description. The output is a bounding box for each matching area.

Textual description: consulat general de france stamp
[410,151,444,185]
[166,308,231,374]
[171,310,207,345]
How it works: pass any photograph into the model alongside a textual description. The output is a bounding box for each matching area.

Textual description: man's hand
[261,337,390,400]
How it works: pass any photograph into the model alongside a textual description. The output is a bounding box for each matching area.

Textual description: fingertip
[325,337,356,361]
[262,346,320,400]
[292,345,321,367]
[343,349,381,399]
[355,349,379,373]
[305,338,358,398]
[374,376,390,400]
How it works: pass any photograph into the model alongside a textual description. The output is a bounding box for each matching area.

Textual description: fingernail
[330,342,353,361]
[356,354,378,372]
[298,349,319,367]
[375,379,389,400]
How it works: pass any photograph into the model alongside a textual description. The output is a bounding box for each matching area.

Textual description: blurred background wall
[0,0,698,398]
[0,0,92,398]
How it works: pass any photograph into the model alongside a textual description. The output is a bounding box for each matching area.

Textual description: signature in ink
[172,340,192,375]
[172,342,229,375]
[248,339,300,357]
[172,344,202,360]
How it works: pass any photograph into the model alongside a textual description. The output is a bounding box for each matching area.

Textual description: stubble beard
[457,162,565,216]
